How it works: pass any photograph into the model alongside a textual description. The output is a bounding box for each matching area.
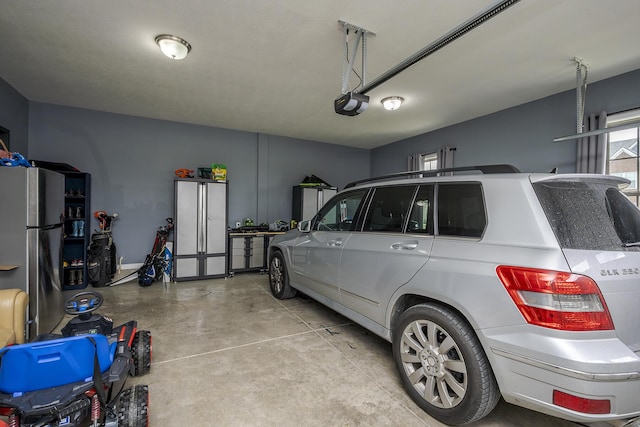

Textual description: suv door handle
[391,241,418,250]
[327,238,343,247]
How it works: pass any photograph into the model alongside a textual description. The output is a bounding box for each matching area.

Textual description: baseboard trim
[121,263,143,271]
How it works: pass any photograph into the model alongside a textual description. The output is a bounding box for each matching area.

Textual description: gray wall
[3,68,639,264]
[371,68,640,175]
[257,133,371,223]
[26,102,370,264]
[0,77,29,154]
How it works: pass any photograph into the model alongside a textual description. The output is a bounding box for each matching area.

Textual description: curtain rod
[553,118,640,143]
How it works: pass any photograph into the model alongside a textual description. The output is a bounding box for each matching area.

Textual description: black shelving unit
[62,172,91,290]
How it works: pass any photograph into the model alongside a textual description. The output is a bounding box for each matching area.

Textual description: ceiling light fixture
[381,96,404,111]
[155,34,191,60]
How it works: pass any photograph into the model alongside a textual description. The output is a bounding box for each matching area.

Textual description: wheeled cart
[227,232,284,276]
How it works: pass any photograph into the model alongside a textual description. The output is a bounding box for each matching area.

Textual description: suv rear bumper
[483,328,640,423]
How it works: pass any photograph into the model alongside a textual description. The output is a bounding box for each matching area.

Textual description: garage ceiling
[1,0,639,149]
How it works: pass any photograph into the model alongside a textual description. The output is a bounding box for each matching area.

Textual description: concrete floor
[94,273,585,427]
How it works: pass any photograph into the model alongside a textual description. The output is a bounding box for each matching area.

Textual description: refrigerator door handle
[27,223,63,231]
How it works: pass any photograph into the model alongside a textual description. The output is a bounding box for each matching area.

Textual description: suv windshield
[534,179,640,251]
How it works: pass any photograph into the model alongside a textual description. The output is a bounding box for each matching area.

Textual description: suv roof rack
[344,164,521,189]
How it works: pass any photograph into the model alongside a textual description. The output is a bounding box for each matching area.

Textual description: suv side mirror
[298,220,311,233]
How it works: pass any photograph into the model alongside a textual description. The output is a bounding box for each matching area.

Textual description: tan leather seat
[0,289,29,346]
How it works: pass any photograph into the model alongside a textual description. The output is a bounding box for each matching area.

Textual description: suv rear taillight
[496,266,614,331]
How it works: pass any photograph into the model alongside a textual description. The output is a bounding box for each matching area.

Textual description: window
[407,185,435,234]
[421,153,438,171]
[437,183,486,237]
[314,189,367,232]
[363,186,417,232]
[409,152,437,171]
[607,109,640,205]
[534,179,640,251]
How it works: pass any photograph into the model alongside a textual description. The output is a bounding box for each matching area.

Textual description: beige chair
[0,288,29,346]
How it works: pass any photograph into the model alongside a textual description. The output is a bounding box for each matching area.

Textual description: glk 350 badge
[600,267,640,276]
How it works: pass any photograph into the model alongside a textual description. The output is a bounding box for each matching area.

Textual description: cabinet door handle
[197,184,206,253]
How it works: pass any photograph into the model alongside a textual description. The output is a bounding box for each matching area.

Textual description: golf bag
[87,233,116,287]
[87,211,118,287]
[138,218,174,287]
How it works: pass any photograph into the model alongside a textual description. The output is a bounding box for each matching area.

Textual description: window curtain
[408,147,455,172]
[437,147,455,169]
[407,154,421,171]
[577,111,607,174]
[437,147,455,176]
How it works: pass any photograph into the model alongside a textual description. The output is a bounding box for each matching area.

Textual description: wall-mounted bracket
[334,20,375,116]
[574,57,588,134]
[338,20,375,94]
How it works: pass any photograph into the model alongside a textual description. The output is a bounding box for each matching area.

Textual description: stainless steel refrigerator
[173,179,228,281]
[0,167,65,339]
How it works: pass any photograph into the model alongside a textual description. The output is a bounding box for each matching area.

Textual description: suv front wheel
[269,251,297,299]
[392,303,500,425]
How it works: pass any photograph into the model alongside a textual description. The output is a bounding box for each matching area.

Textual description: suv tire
[269,251,297,299]
[392,303,500,425]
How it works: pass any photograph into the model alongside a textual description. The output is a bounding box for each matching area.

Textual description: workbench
[227,232,285,276]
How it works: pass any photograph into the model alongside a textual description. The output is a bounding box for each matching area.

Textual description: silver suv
[268,165,640,425]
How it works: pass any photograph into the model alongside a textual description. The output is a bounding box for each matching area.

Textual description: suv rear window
[534,180,640,251]
[363,186,417,232]
[437,183,486,237]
